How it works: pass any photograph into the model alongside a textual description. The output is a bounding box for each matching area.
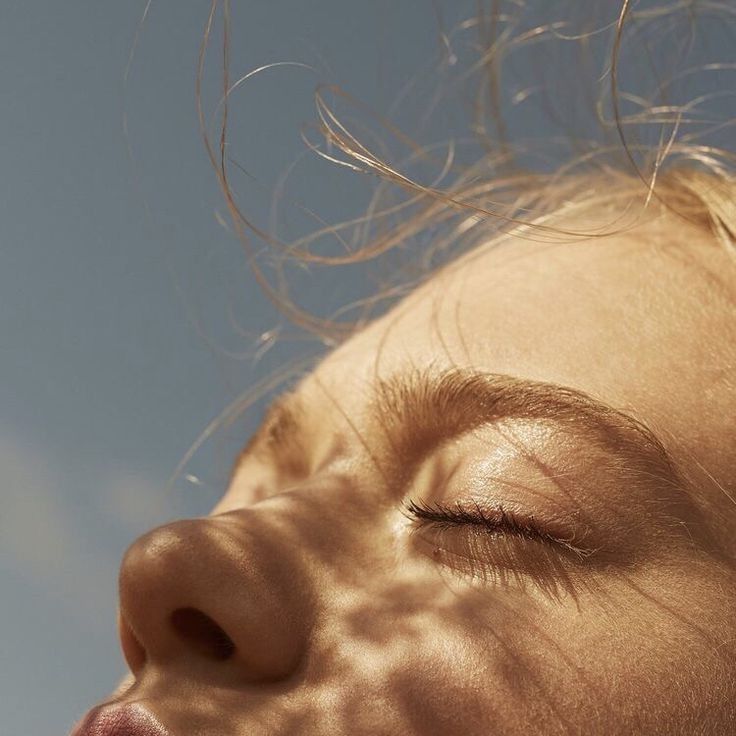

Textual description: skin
[107,207,736,735]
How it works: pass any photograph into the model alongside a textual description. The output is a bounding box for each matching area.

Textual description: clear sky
[2,3,732,735]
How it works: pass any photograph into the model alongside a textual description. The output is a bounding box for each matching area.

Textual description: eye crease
[404,498,597,561]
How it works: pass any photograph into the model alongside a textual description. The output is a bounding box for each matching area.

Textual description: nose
[116,509,313,683]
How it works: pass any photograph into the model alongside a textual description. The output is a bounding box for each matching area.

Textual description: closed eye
[404,498,596,560]
[403,498,602,598]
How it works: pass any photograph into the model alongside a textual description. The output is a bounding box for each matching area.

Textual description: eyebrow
[231,366,685,495]
[371,368,682,479]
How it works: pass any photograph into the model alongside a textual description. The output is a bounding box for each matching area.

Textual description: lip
[69,702,172,736]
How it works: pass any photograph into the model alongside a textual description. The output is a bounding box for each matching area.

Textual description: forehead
[301,216,735,497]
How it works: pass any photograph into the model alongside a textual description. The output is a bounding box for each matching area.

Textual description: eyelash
[404,498,594,593]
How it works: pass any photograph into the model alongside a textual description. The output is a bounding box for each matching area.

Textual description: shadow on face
[107,210,736,735]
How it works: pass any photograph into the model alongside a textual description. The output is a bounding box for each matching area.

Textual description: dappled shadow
[80,453,736,736]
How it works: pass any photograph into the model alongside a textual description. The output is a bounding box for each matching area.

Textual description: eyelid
[404,498,605,598]
[404,498,598,560]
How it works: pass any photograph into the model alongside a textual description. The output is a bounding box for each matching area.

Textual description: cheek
[304,566,733,736]
[495,566,736,734]
[303,577,581,735]
[314,607,508,735]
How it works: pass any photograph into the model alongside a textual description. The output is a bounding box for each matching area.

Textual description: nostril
[170,608,236,661]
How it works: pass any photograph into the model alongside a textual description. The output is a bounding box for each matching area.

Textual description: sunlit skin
[111,208,736,735]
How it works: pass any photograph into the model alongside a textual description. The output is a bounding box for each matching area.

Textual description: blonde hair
[197,1,736,338]
[170,0,736,490]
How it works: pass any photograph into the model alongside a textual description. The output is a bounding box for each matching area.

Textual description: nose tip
[117,514,312,683]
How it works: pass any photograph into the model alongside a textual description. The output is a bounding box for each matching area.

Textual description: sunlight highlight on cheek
[318,577,578,734]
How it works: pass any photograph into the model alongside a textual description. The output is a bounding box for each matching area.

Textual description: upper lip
[69,702,173,736]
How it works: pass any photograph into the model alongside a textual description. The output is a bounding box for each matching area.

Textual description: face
[108,212,736,735]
